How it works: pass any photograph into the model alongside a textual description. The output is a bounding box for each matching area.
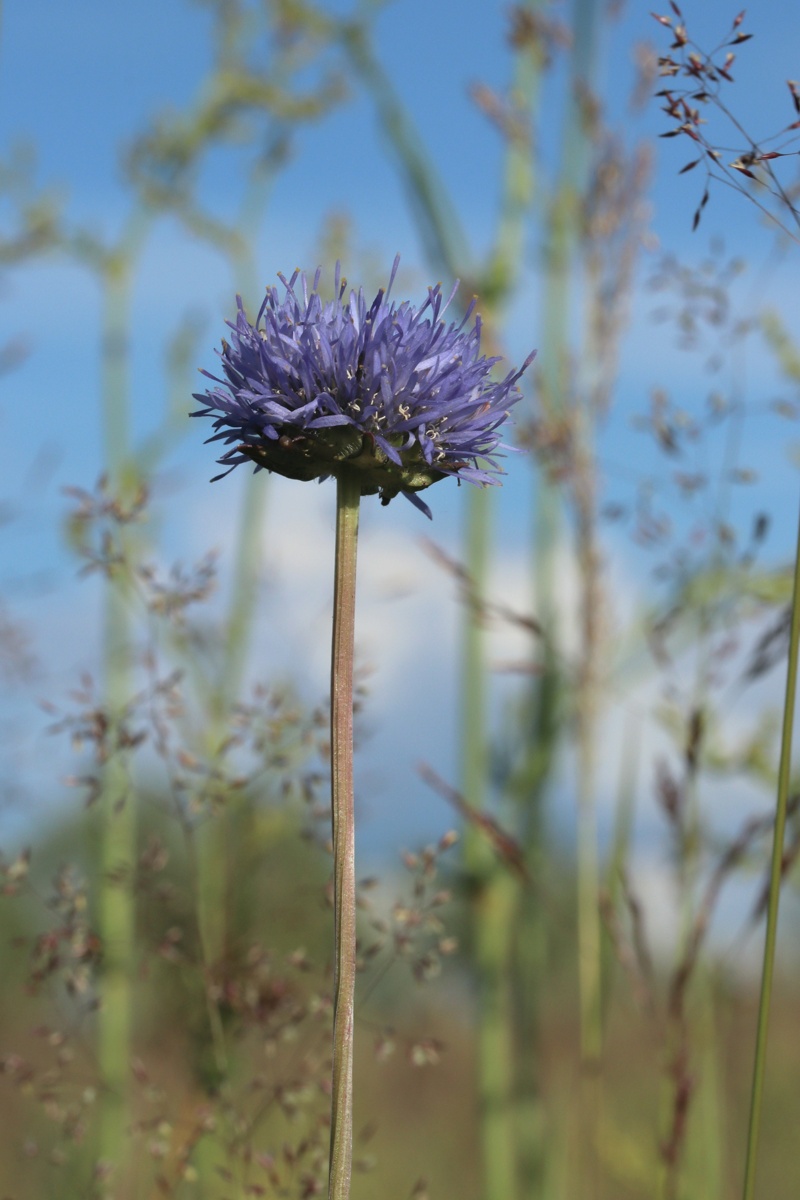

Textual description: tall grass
[97,238,141,1186]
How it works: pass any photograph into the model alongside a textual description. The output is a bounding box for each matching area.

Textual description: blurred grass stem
[328,471,360,1200]
[97,225,145,1185]
[741,499,800,1200]
[461,486,519,1200]
[541,1,603,1186]
[195,242,269,1050]
[573,410,603,1193]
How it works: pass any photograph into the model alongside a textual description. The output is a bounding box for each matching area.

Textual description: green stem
[98,593,135,1179]
[97,252,137,1186]
[194,238,268,1052]
[461,486,520,1200]
[328,471,361,1200]
[340,21,468,280]
[483,0,543,305]
[196,474,267,983]
[537,4,603,1188]
[475,870,520,1200]
[571,392,603,1200]
[741,497,800,1200]
[516,464,562,1200]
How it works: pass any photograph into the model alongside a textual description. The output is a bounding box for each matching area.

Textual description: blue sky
[2,0,800,922]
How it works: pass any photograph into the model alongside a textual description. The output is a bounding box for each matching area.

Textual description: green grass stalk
[509,116,570,1140]
[98,593,136,1185]
[508,479,563,1198]
[460,486,520,1200]
[574,411,603,1081]
[474,870,520,1200]
[340,22,468,281]
[741,500,800,1200]
[511,886,548,1196]
[468,9,547,1186]
[193,242,268,1031]
[97,249,138,1186]
[536,2,603,1185]
[328,470,361,1200]
[195,472,267,980]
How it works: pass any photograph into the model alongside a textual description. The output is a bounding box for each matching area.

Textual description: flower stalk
[328,469,361,1200]
[193,261,530,1199]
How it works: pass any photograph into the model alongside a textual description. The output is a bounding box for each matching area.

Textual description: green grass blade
[741,497,800,1199]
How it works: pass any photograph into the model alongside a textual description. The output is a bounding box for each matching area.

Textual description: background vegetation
[2,1,800,1198]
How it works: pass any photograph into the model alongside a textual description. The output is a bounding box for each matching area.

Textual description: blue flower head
[192,257,534,517]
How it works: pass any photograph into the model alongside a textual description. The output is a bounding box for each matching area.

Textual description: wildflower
[192,257,533,517]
